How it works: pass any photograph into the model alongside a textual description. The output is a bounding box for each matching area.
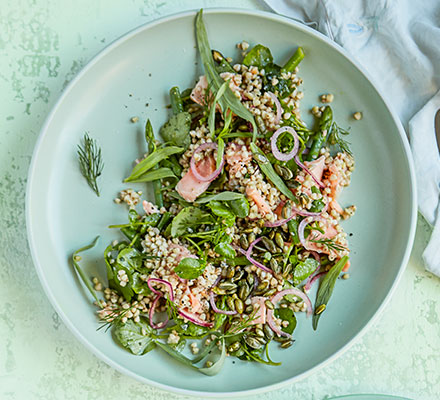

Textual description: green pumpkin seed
[315,304,326,315]
[263,251,272,261]
[264,299,275,310]
[212,287,227,295]
[255,116,267,134]
[226,297,236,311]
[274,232,284,249]
[264,288,277,297]
[218,280,237,291]
[238,283,250,301]
[245,336,263,349]
[261,237,277,253]
[268,230,275,240]
[273,336,291,343]
[248,232,256,244]
[246,273,255,287]
[255,153,268,164]
[274,164,284,176]
[228,341,241,353]
[255,336,267,345]
[232,269,245,283]
[234,298,244,314]
[282,263,292,277]
[280,340,293,349]
[263,324,274,340]
[238,124,249,131]
[256,281,268,291]
[245,304,254,314]
[226,266,235,279]
[232,347,245,357]
[255,328,265,338]
[282,200,293,219]
[269,258,281,274]
[240,234,249,250]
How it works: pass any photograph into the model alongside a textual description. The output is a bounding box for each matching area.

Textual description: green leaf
[145,119,156,153]
[216,137,225,169]
[243,44,274,69]
[159,112,192,150]
[274,307,297,335]
[313,256,349,330]
[114,317,156,356]
[117,247,142,271]
[195,10,258,140]
[124,146,183,182]
[198,338,226,376]
[250,142,295,201]
[174,257,205,280]
[282,46,305,73]
[228,196,250,218]
[293,258,319,286]
[195,191,245,204]
[214,242,236,259]
[209,80,229,136]
[71,236,102,306]
[132,272,151,295]
[170,207,213,237]
[124,167,176,183]
[207,200,235,219]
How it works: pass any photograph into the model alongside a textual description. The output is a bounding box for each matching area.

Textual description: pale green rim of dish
[25,7,417,398]
[328,394,413,400]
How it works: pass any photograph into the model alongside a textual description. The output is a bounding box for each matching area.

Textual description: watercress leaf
[228,196,250,218]
[293,258,319,286]
[195,191,245,204]
[175,257,205,280]
[243,44,273,69]
[172,320,209,339]
[114,317,155,356]
[263,64,292,98]
[132,272,151,295]
[309,199,325,213]
[287,219,300,245]
[159,112,192,150]
[124,167,176,183]
[124,146,184,182]
[117,247,142,272]
[214,242,236,259]
[207,200,235,219]
[171,207,213,237]
[313,256,349,330]
[250,142,295,201]
[274,308,297,335]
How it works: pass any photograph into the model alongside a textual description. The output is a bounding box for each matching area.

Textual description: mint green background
[0,1,439,399]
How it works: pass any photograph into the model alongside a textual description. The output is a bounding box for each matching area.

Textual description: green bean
[282,47,305,73]
[170,86,184,115]
[307,106,333,161]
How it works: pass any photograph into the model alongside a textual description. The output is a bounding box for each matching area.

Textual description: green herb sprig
[77,133,104,196]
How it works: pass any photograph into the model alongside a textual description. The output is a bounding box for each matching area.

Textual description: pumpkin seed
[255,153,268,164]
[232,347,245,357]
[255,336,267,345]
[264,299,274,310]
[226,266,235,279]
[275,232,284,249]
[282,263,292,277]
[212,287,226,295]
[263,324,274,340]
[273,336,291,343]
[240,234,249,250]
[264,288,277,297]
[245,336,263,349]
[238,283,250,300]
[280,340,293,349]
[263,251,272,261]
[255,116,267,134]
[231,269,245,283]
[238,124,249,131]
[228,341,241,353]
[246,273,255,287]
[243,228,254,234]
[256,281,268,291]
[226,296,236,311]
[268,230,275,240]
[315,304,326,315]
[234,298,244,314]
[248,232,256,244]
[269,258,281,274]
[261,237,277,253]
[255,328,265,338]
[282,201,293,219]
[245,305,254,314]
[219,280,237,291]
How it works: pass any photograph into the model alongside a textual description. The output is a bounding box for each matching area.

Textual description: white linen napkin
[262,0,440,275]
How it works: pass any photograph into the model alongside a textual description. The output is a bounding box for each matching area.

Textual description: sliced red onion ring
[209,292,237,315]
[294,155,325,188]
[245,237,263,258]
[268,91,282,125]
[310,251,321,263]
[264,203,328,228]
[147,278,174,301]
[266,288,313,337]
[178,309,214,328]
[298,216,322,250]
[304,271,327,292]
[233,244,273,274]
[190,142,224,182]
[264,213,296,228]
[271,126,300,162]
[149,294,169,329]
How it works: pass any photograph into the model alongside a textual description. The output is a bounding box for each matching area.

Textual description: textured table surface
[1,1,439,399]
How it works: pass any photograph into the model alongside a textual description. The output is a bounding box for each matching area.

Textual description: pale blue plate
[328,395,413,400]
[26,8,417,397]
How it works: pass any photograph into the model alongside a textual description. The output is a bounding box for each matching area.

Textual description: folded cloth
[262,0,440,275]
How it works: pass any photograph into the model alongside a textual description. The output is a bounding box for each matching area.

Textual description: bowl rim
[25,7,417,398]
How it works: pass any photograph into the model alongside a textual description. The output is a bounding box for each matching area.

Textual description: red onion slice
[190,142,224,182]
[209,292,238,315]
[266,288,313,337]
[178,309,214,328]
[271,126,300,162]
[304,271,327,292]
[233,244,274,274]
[149,294,169,329]
[294,155,325,188]
[264,213,296,227]
[268,91,282,125]
[264,203,328,228]
[147,278,174,302]
[298,216,321,250]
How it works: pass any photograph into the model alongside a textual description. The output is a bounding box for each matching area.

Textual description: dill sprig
[327,122,352,155]
[97,307,129,332]
[77,132,104,196]
[310,237,348,253]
